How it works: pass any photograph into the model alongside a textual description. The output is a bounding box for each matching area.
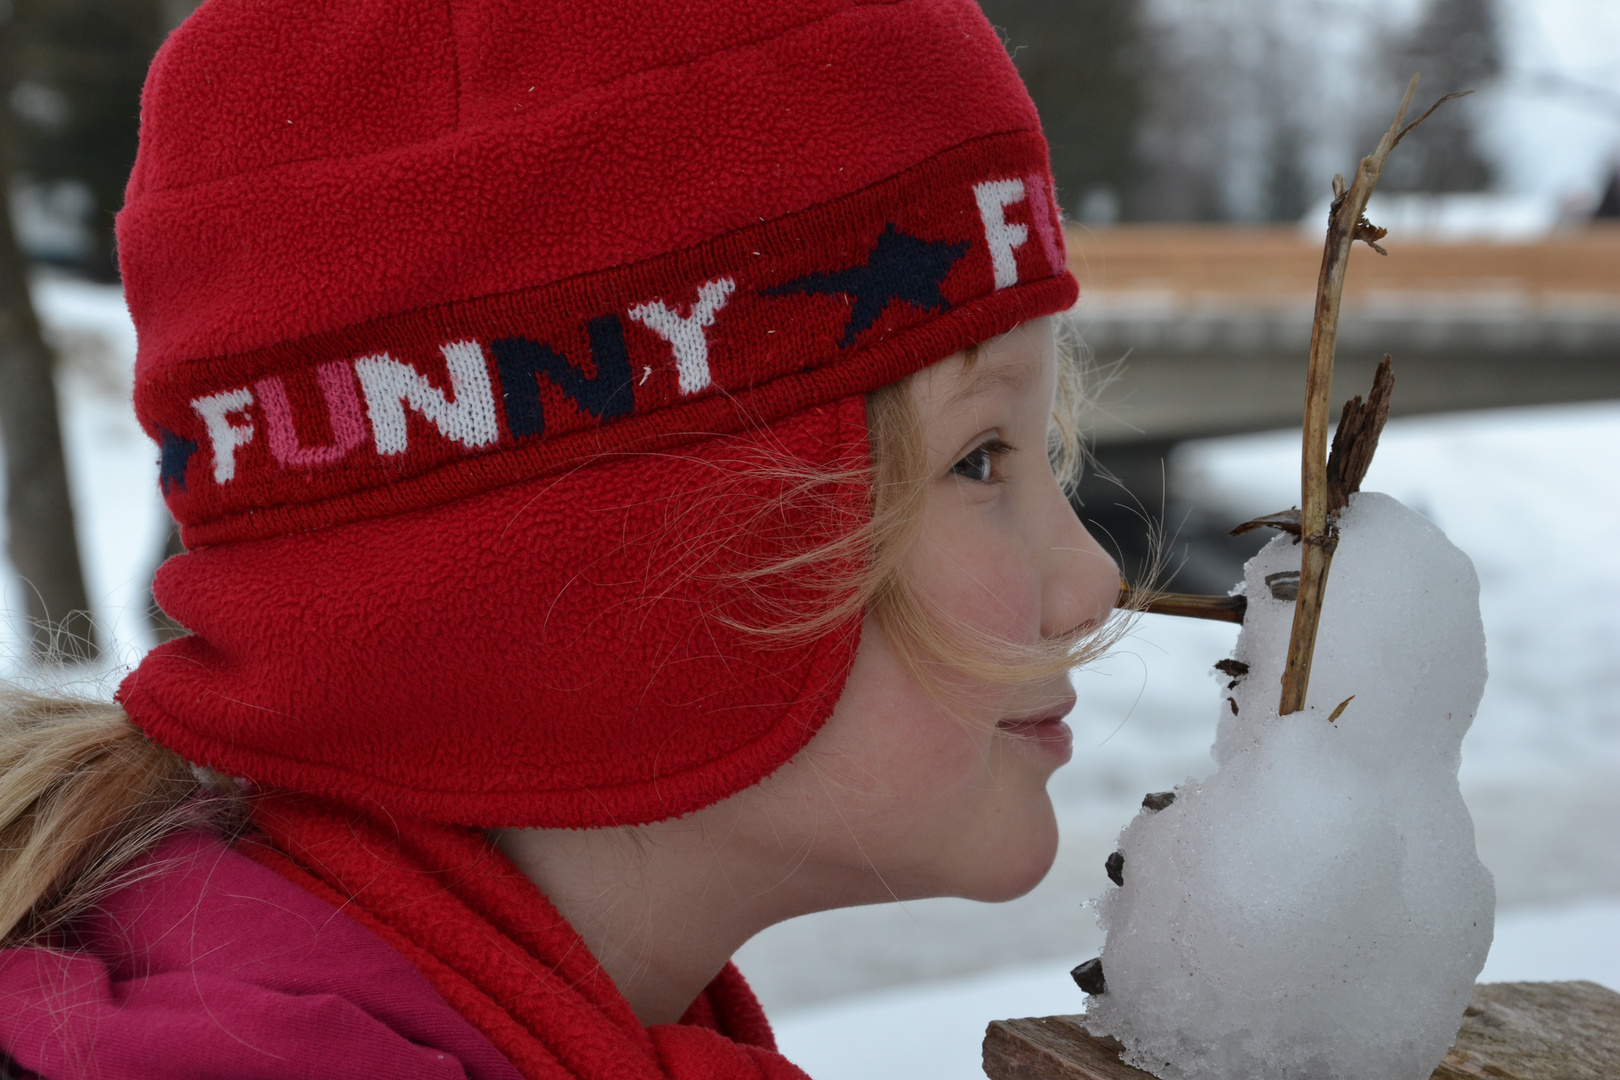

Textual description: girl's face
[491,318,1121,1017]
[743,316,1120,907]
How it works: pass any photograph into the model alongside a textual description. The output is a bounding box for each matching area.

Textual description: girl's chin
[950,797,1061,903]
[965,839,1059,902]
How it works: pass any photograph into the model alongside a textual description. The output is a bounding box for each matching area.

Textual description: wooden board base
[983,981,1620,1080]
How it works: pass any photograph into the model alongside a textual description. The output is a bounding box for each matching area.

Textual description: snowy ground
[4,277,1618,1075]
[771,900,1620,1080]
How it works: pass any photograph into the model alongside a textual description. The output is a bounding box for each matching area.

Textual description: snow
[1086,494,1495,1080]
[770,900,1620,1080]
[4,277,1618,1075]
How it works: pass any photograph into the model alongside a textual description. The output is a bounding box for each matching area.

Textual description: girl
[0,0,1123,1076]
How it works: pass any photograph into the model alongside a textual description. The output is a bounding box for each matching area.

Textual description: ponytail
[0,687,246,946]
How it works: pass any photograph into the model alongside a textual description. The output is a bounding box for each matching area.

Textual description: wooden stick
[1278,76,1462,716]
[1117,587,1247,624]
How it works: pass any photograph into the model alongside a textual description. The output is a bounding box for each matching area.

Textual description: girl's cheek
[917,498,1041,610]
[932,547,1043,643]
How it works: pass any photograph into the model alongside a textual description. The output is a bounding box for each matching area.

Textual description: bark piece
[1326,354,1395,516]
[1265,571,1301,601]
[1229,509,1302,537]
[1071,960,1106,996]
[984,1016,1141,1080]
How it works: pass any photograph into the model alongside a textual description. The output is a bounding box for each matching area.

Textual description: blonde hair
[0,687,247,946]
[0,323,1129,945]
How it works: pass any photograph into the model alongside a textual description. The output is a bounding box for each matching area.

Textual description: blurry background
[1,0,1617,1076]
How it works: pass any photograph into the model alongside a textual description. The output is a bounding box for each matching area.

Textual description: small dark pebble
[1265,570,1300,601]
[1105,850,1124,886]
[1072,957,1107,995]
[1228,696,1239,715]
[1213,659,1249,678]
[1142,791,1176,812]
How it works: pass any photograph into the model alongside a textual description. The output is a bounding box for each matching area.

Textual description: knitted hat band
[143,132,1073,547]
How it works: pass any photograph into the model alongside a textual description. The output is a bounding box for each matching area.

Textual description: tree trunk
[0,127,97,664]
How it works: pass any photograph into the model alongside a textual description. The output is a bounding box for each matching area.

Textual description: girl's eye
[950,438,1012,484]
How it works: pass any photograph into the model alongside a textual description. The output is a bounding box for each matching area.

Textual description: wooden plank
[982,1016,1151,1080]
[1060,225,1620,446]
[983,981,1620,1080]
[1431,980,1620,1080]
[1064,225,1620,299]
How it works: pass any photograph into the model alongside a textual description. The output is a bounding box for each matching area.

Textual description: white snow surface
[771,898,1620,1080]
[1086,495,1495,1080]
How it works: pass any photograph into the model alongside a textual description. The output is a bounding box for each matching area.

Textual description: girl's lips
[997,703,1075,762]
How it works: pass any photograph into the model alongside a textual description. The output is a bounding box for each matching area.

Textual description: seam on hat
[138,0,941,198]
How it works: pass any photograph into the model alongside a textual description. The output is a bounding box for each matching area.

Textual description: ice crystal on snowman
[1083,492,1494,1080]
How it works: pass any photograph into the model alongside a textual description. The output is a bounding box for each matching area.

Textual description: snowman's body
[1086,492,1495,1080]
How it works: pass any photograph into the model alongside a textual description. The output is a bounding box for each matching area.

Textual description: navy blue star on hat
[767,224,968,347]
[157,425,197,494]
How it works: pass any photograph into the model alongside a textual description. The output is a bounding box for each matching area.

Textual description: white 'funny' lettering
[354,341,500,455]
[192,387,256,483]
[627,277,736,395]
[973,178,1029,290]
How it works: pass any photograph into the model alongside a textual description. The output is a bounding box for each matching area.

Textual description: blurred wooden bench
[983,980,1620,1079]
[1063,225,1620,448]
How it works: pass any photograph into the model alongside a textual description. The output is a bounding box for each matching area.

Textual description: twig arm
[1117,588,1247,624]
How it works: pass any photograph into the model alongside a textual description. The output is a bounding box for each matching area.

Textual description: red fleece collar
[247,795,808,1080]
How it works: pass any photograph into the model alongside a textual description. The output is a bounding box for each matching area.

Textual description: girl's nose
[1040,479,1120,640]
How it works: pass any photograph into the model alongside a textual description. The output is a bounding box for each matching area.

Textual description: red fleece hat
[116,0,1078,828]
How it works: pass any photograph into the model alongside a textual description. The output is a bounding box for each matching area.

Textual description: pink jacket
[0,831,523,1079]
